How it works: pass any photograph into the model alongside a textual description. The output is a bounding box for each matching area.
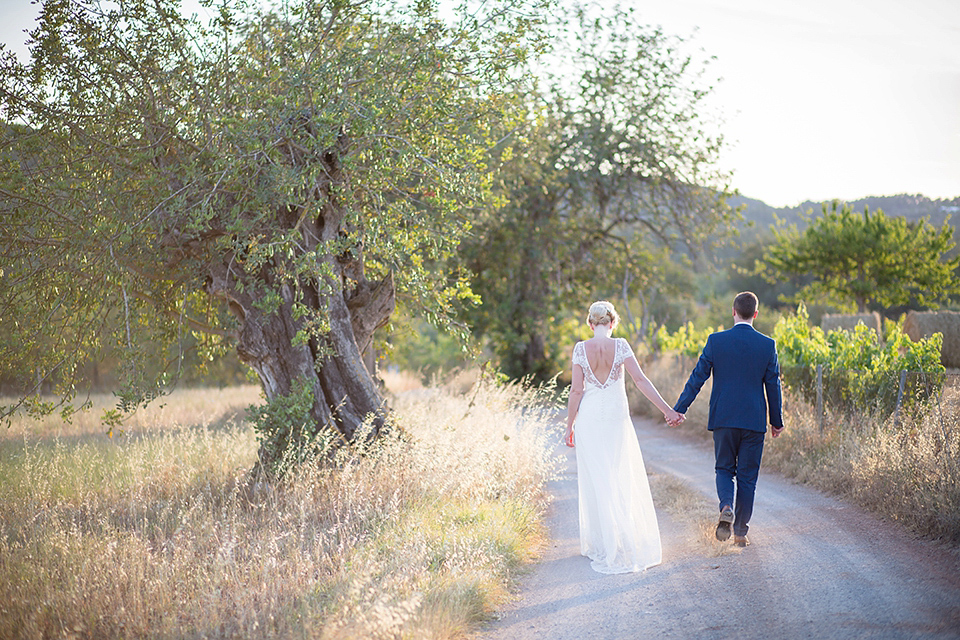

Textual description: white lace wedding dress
[572,338,662,574]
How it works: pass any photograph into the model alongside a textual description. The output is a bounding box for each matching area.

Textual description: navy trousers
[713,427,766,536]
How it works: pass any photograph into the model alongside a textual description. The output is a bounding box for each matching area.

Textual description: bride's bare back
[583,337,617,385]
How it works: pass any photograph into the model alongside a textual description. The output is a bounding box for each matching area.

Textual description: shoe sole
[715,521,732,541]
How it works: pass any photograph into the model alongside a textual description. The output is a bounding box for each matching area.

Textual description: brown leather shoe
[734,535,750,547]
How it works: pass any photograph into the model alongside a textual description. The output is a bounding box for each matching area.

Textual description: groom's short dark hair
[734,291,758,319]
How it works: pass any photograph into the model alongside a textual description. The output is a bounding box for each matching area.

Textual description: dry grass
[648,472,704,517]
[758,376,960,544]
[381,368,424,394]
[2,385,262,440]
[380,367,482,398]
[0,379,561,639]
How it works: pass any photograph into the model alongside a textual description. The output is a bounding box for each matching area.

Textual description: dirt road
[474,418,960,640]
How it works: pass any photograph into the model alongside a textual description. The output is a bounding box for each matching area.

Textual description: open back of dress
[572,338,662,573]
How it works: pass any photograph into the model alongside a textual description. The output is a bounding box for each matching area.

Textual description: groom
[673,291,783,547]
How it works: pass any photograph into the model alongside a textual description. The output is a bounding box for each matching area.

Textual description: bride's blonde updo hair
[587,300,619,329]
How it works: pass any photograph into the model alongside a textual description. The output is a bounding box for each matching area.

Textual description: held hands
[664,409,685,427]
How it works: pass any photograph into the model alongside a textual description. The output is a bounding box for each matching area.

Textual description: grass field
[0,378,561,639]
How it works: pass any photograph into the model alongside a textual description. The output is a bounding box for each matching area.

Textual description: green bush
[655,321,723,358]
[249,378,329,476]
[773,304,944,418]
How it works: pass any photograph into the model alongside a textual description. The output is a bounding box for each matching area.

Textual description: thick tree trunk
[522,332,547,378]
[205,260,393,471]
[193,125,396,472]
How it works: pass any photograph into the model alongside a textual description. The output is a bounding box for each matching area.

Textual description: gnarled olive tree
[0,0,548,471]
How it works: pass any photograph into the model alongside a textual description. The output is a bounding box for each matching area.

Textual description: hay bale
[903,310,960,368]
[821,312,882,337]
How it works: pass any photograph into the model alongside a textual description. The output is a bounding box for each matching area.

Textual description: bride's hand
[565,428,575,447]
[664,409,684,427]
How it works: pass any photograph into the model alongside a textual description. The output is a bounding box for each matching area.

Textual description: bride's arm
[624,356,682,424]
[565,363,585,447]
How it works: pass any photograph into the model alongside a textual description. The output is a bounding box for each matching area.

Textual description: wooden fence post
[893,370,907,428]
[816,364,824,436]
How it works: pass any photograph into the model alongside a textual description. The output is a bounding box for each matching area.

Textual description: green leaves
[773,304,945,419]
[655,321,723,358]
[764,202,960,313]
[1,0,552,434]
[774,303,832,368]
[249,377,322,476]
[460,4,733,380]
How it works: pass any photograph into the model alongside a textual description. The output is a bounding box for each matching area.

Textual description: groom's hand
[771,425,784,438]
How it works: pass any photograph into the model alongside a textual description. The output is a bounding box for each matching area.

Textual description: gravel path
[473,418,960,640]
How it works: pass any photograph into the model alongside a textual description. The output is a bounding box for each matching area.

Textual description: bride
[564,300,683,574]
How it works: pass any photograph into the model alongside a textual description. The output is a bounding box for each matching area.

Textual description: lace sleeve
[572,341,588,369]
[618,338,637,363]
[573,342,603,387]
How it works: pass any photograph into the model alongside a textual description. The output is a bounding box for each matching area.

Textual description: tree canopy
[0,0,550,471]
[762,202,960,313]
[461,5,736,380]
[1,0,746,468]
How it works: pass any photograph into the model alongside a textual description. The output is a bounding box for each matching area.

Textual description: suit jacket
[674,323,783,432]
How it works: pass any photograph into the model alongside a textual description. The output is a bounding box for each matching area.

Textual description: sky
[1,0,958,207]
[626,0,960,206]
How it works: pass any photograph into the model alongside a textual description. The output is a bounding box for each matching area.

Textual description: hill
[729,193,960,242]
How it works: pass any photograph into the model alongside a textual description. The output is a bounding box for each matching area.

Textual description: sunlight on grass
[1,385,262,439]
[649,471,741,558]
[0,379,561,639]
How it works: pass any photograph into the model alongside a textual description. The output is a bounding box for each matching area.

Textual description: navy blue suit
[674,322,783,536]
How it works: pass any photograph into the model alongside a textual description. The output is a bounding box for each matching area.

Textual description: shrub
[655,322,723,358]
[249,378,326,476]
[774,304,944,419]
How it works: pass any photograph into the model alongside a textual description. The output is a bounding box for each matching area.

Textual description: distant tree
[0,0,549,472]
[762,202,960,313]
[726,239,807,312]
[461,4,735,381]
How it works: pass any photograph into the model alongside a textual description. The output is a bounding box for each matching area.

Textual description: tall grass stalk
[0,379,560,638]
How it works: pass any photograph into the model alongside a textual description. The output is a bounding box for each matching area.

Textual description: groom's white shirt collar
[734,320,753,327]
